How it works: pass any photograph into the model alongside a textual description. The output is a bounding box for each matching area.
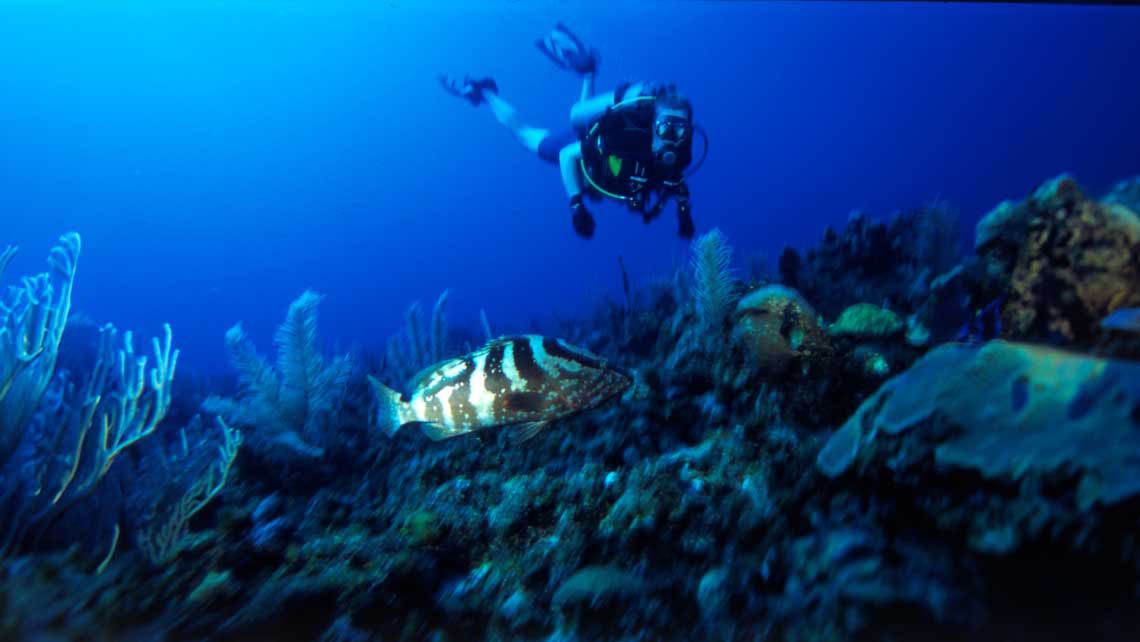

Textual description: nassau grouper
[368,335,632,442]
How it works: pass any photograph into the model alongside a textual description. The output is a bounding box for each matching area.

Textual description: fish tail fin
[368,375,406,438]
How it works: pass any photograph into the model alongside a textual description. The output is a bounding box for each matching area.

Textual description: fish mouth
[590,367,634,400]
[607,362,634,383]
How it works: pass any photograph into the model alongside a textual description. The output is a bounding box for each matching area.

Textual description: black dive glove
[678,203,694,239]
[570,194,595,239]
[675,185,694,239]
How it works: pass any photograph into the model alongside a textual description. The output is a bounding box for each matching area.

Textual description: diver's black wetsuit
[537,130,579,164]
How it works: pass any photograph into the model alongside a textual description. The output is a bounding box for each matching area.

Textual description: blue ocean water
[3,1,1137,372]
[6,4,1140,640]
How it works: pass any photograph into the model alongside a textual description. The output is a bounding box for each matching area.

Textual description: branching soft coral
[691,229,739,332]
[1,234,181,560]
[133,415,242,565]
[204,290,353,462]
[0,233,80,467]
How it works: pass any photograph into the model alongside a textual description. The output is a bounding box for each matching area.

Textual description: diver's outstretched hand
[536,23,599,75]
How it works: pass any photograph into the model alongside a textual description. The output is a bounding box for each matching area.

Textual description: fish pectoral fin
[503,391,547,413]
[508,420,550,444]
[415,422,453,441]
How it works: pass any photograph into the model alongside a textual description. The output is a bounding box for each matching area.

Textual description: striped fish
[368,335,632,442]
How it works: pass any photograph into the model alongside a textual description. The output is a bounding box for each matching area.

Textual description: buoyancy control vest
[579,96,692,211]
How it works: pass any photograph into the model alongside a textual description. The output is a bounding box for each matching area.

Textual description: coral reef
[0,233,242,595]
[5,172,1140,641]
[778,202,962,324]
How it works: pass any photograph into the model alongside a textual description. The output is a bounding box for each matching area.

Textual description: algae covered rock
[818,340,1140,510]
[1006,177,1140,344]
[973,175,1140,348]
[829,303,904,338]
[1103,175,1140,214]
[974,199,1025,251]
[732,285,830,374]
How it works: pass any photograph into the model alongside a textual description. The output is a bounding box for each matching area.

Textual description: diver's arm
[558,142,595,238]
[571,81,647,130]
[558,142,585,200]
[571,93,612,130]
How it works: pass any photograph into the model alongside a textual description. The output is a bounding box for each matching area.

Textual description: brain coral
[733,285,831,374]
[829,303,904,339]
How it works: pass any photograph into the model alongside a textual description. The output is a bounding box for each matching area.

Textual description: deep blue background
[2,1,1138,373]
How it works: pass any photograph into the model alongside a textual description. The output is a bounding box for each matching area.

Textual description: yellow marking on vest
[608,155,622,176]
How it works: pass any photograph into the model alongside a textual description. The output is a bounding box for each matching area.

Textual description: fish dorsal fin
[507,420,549,444]
[415,422,453,441]
[487,335,530,348]
[408,361,449,391]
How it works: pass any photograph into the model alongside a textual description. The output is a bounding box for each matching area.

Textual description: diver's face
[652,106,691,153]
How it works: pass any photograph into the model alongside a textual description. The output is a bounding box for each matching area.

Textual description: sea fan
[384,289,452,387]
[690,228,739,330]
[276,291,327,425]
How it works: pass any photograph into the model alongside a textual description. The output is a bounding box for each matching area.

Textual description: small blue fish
[1101,307,1140,333]
[955,299,1003,344]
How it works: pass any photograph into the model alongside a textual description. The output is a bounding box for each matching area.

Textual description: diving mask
[654,116,690,143]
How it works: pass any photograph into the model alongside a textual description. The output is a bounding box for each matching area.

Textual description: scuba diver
[440,23,704,240]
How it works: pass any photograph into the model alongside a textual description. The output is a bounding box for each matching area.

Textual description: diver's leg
[580,72,595,103]
[484,91,549,154]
